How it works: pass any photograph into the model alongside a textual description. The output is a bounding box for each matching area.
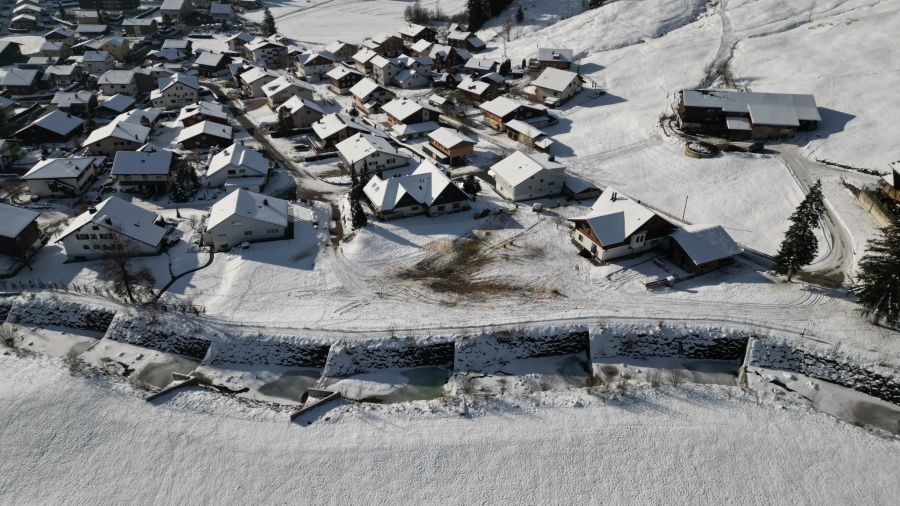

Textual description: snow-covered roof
[45,26,76,38]
[123,18,155,26]
[177,101,229,122]
[58,196,167,248]
[325,41,355,53]
[352,47,378,64]
[245,38,284,52]
[262,75,315,99]
[207,189,288,230]
[98,69,136,85]
[350,77,383,99]
[160,0,186,10]
[464,59,496,72]
[116,107,161,126]
[504,119,547,140]
[490,151,565,187]
[226,32,254,44]
[100,93,135,113]
[209,3,232,15]
[240,66,279,84]
[158,72,199,92]
[21,156,102,180]
[399,24,430,38]
[411,39,433,53]
[574,188,663,246]
[44,64,78,77]
[111,150,173,176]
[670,224,742,265]
[336,133,401,164]
[393,69,427,86]
[532,68,579,92]
[680,89,821,125]
[278,95,323,115]
[564,175,599,195]
[392,121,440,137]
[457,76,491,95]
[83,118,149,146]
[82,50,110,62]
[22,110,84,136]
[382,98,424,122]
[0,203,39,239]
[194,51,227,67]
[76,24,107,34]
[51,91,93,108]
[40,41,65,52]
[208,142,268,178]
[0,67,39,86]
[325,66,361,80]
[536,48,574,63]
[370,55,396,69]
[175,120,232,142]
[364,160,457,212]
[162,39,190,51]
[479,96,524,118]
[427,127,476,149]
[296,51,333,66]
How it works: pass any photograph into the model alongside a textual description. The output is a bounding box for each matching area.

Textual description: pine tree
[467,0,484,31]
[349,167,367,229]
[773,180,826,281]
[463,174,481,197]
[853,221,900,325]
[276,106,292,135]
[515,5,524,23]
[261,8,277,37]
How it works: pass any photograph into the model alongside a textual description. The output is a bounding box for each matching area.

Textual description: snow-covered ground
[1,354,898,504]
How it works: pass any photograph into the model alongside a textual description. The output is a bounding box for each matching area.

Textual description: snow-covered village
[0,0,898,503]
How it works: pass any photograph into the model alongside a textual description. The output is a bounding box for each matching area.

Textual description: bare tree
[0,179,27,204]
[98,231,157,304]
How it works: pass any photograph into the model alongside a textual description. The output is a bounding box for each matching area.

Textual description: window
[437,205,445,212]
[75,234,89,240]
[244,230,253,236]
[83,245,90,250]
[633,232,647,246]
[99,234,113,239]
[91,225,99,230]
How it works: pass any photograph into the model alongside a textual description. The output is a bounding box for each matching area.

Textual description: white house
[57,196,169,261]
[149,73,199,110]
[350,77,395,115]
[262,75,315,108]
[370,55,400,86]
[244,38,287,68]
[81,51,115,76]
[528,68,582,107]
[82,119,151,156]
[206,142,269,190]
[336,133,410,178]
[490,151,567,202]
[240,66,280,98]
[363,161,470,220]
[110,150,174,193]
[203,189,289,251]
[294,52,334,81]
[20,157,104,197]
[98,69,138,96]
[276,95,324,129]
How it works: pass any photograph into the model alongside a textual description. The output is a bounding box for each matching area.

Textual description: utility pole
[682,195,688,221]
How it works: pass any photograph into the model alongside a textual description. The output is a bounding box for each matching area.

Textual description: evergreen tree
[853,221,900,325]
[773,180,826,281]
[349,168,367,229]
[261,8,277,37]
[276,106,292,135]
[467,0,485,30]
[462,173,481,197]
[515,5,524,23]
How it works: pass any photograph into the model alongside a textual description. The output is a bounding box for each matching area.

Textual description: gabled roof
[572,188,663,246]
[427,127,476,149]
[116,107,161,126]
[100,93,136,113]
[209,3,232,15]
[535,48,574,63]
[0,203,39,239]
[350,77,385,99]
[670,224,742,265]
[680,89,821,124]
[504,119,547,140]
[194,51,227,68]
[336,133,403,165]
[208,142,268,178]
[296,51,333,66]
[82,50,111,62]
[399,24,430,38]
[161,0,187,10]
[245,38,285,52]
[207,189,288,230]
[480,96,526,117]
[410,39,433,53]
[158,72,199,92]
[111,150,173,176]
[352,47,378,64]
[83,119,149,146]
[98,69,136,85]
[58,196,167,248]
[370,55,397,69]
[364,160,459,212]
[226,32,254,44]
[490,151,564,187]
[19,110,84,136]
[44,65,78,77]
[162,39,190,50]
[22,156,102,180]
[456,75,491,95]
[45,26,76,39]
[75,24,107,34]
[382,98,424,122]
[325,66,361,80]
[175,120,232,143]
[532,67,580,92]
[123,18,156,26]
[278,95,323,115]
[262,75,314,98]
[51,90,94,108]
[177,101,229,123]
[240,66,279,84]
[0,68,39,87]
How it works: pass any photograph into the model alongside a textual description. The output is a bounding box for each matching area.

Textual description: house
[98,94,136,115]
[44,26,77,46]
[146,48,190,65]
[528,48,575,74]
[0,203,41,259]
[226,32,254,51]
[150,73,199,109]
[364,161,470,220]
[81,51,114,75]
[123,18,158,37]
[0,68,43,95]
[528,68,582,107]
[370,55,400,86]
[563,176,601,201]
[51,91,96,115]
[309,113,376,152]
[40,41,71,59]
[239,66,279,98]
[203,189,289,251]
[429,44,467,71]
[244,38,288,68]
[43,65,82,87]
[0,41,26,66]
[390,121,440,141]
[74,36,129,62]
[490,151,566,202]
[399,24,437,44]
[162,39,193,54]
[382,98,438,126]
[569,188,676,262]
[294,51,334,81]
[98,69,138,96]
[193,51,230,77]
[160,0,192,21]
[174,120,232,150]
[393,68,431,89]
[425,127,476,166]
[20,156,103,197]
[676,89,821,140]
[276,96,324,129]
[447,31,485,52]
[410,39,434,57]
[10,15,39,32]
[503,119,554,152]
[82,119,150,155]
[352,47,379,74]
[456,75,502,103]
[209,3,233,20]
[177,101,230,127]
[116,107,162,128]
[25,56,57,68]
[75,25,109,39]
[110,150,174,194]
[350,77,395,115]
[463,58,498,77]
[480,96,553,131]
[667,224,742,275]
[57,196,169,261]
[14,110,84,144]
[362,34,403,57]
[206,142,269,189]
[336,133,410,178]
[325,66,364,95]
[135,67,176,93]
[262,75,315,108]
[324,41,357,62]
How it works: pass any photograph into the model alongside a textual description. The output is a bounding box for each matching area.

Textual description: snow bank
[324,337,454,377]
[105,313,212,361]
[455,327,589,372]
[5,295,116,333]
[590,323,749,362]
[207,335,331,368]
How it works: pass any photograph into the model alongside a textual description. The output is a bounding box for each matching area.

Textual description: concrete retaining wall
[455,329,590,372]
[207,337,330,368]
[6,297,116,333]
[590,325,749,361]
[324,338,455,377]
[105,315,212,361]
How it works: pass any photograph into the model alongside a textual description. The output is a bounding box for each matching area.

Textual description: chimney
[263,199,268,206]
[88,207,97,214]
[104,217,112,225]
[611,192,617,202]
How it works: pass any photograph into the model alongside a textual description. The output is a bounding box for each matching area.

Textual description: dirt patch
[396,237,529,298]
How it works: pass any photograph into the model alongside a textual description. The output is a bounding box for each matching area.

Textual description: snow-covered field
[1,354,898,504]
